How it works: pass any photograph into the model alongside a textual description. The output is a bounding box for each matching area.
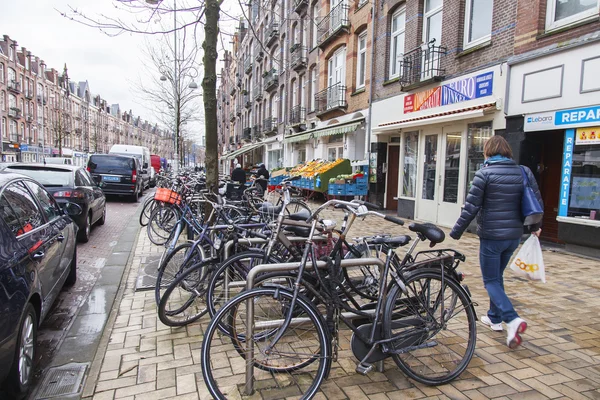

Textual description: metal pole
[173,0,179,173]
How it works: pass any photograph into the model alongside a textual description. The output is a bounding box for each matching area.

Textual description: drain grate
[35,363,88,399]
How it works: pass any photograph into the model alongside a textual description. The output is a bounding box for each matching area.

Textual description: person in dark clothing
[449,135,543,350]
[254,163,269,193]
[231,163,246,183]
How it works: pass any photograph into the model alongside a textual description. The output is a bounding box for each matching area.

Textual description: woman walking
[449,135,543,349]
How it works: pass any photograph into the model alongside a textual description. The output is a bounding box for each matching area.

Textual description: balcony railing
[263,69,278,93]
[242,127,252,141]
[400,40,447,88]
[244,93,251,108]
[8,80,21,94]
[230,111,236,121]
[244,57,253,74]
[25,114,34,123]
[253,85,263,101]
[230,85,236,95]
[263,117,277,135]
[229,136,235,145]
[315,83,347,115]
[252,125,262,141]
[290,45,308,71]
[24,90,34,100]
[317,3,349,48]
[289,105,306,126]
[293,0,309,14]
[75,127,82,134]
[254,43,264,62]
[37,94,47,105]
[265,21,279,47]
[8,107,21,119]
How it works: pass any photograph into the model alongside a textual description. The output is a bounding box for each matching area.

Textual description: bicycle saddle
[408,223,445,245]
[368,235,411,247]
[283,225,310,237]
[259,204,283,214]
[287,209,311,221]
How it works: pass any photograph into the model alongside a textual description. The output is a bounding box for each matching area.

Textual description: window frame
[423,0,443,44]
[463,0,493,49]
[356,32,368,89]
[545,0,599,31]
[389,7,407,79]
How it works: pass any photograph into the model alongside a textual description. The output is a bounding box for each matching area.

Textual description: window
[310,68,317,112]
[1,118,5,138]
[0,63,4,83]
[311,3,319,48]
[357,32,367,88]
[422,134,438,200]
[464,0,493,47]
[402,131,419,197]
[389,9,406,78]
[8,67,15,83]
[424,0,443,45]
[1,91,4,111]
[465,122,493,192]
[25,181,61,222]
[546,0,599,31]
[564,137,600,220]
[1,182,45,237]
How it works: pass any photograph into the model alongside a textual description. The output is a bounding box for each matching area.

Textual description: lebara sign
[524,105,600,132]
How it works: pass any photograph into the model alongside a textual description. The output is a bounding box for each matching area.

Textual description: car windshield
[111,152,142,161]
[89,156,135,170]
[7,167,73,186]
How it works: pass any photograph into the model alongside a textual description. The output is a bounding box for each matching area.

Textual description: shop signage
[403,71,494,113]
[524,105,600,132]
[576,127,600,145]
[558,129,575,217]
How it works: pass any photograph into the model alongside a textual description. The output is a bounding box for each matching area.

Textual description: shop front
[2,142,21,162]
[371,65,505,227]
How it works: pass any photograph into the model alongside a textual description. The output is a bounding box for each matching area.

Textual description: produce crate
[328,184,346,196]
[315,159,351,193]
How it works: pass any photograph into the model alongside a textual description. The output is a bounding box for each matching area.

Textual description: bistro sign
[404,71,494,113]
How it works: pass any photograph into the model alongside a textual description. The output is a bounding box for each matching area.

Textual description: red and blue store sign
[404,71,494,113]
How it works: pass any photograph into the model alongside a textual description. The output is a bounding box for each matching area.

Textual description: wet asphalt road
[25,192,149,399]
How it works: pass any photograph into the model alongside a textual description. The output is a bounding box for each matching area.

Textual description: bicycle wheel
[201,287,331,400]
[206,251,283,318]
[158,259,216,326]
[383,268,477,385]
[155,242,205,306]
[147,205,179,246]
[285,199,311,215]
[139,198,157,227]
[343,242,393,301]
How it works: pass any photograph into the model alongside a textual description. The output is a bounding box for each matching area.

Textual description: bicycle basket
[154,188,182,205]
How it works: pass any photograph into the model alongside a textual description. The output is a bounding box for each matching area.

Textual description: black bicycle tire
[155,242,205,306]
[147,206,179,245]
[139,198,157,227]
[383,268,477,386]
[201,287,331,400]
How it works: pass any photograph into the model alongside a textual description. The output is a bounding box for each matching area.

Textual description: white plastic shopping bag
[510,235,546,283]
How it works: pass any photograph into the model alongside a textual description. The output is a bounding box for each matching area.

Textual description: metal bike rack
[243,257,385,395]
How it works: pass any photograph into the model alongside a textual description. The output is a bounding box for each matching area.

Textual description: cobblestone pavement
[87,204,600,400]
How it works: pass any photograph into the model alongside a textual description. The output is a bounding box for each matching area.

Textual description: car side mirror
[143,163,148,169]
[63,202,83,217]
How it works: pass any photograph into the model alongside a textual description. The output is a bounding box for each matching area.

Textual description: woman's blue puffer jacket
[450,160,543,240]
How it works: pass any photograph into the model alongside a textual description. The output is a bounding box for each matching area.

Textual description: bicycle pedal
[355,362,373,375]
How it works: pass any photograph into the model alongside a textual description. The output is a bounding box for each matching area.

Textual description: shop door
[417,133,440,221]
[386,145,400,210]
[539,132,563,243]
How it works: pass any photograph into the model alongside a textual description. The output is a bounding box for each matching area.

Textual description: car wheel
[97,206,106,226]
[65,246,77,286]
[2,303,37,399]
[78,213,91,243]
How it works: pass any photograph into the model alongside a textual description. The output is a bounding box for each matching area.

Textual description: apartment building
[369,0,517,227]
[0,34,173,163]
[502,0,600,253]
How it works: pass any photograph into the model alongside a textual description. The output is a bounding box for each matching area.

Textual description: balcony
[236,104,242,116]
[230,111,236,122]
[315,83,347,116]
[25,114,34,123]
[75,127,83,134]
[24,90,34,100]
[253,85,263,101]
[289,105,306,126]
[317,3,349,48]
[293,0,309,14]
[8,80,21,94]
[229,136,235,145]
[263,117,277,136]
[37,94,47,105]
[290,45,308,72]
[252,125,262,141]
[263,69,278,93]
[244,57,253,74]
[242,127,252,141]
[400,41,447,89]
[8,107,21,119]
[265,21,279,47]
[254,43,264,62]
[243,93,251,108]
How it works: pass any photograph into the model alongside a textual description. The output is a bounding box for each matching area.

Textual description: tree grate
[35,363,87,399]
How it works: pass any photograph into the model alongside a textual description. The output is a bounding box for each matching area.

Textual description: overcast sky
[0,0,242,143]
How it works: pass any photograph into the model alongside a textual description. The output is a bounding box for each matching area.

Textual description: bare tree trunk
[203,0,220,192]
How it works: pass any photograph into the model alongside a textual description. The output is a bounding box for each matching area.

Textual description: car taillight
[86,166,91,172]
[132,169,137,183]
[54,190,86,199]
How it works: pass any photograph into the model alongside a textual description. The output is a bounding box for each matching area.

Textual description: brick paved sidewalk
[86,208,600,400]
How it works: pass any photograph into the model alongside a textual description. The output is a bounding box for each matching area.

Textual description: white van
[109,145,151,189]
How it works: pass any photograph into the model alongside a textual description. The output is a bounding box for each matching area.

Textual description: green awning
[223,143,261,160]
[284,119,363,143]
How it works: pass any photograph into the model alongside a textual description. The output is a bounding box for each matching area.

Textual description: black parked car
[4,164,106,243]
[87,154,144,202]
[0,172,81,398]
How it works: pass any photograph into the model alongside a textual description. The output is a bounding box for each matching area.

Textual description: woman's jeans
[479,238,521,324]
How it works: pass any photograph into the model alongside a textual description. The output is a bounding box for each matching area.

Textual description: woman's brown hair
[484,135,513,159]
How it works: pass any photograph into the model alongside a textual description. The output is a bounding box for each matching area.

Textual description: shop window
[465,121,493,193]
[546,0,598,31]
[402,131,418,197]
[298,149,306,163]
[566,137,600,219]
[422,134,438,200]
[443,133,462,203]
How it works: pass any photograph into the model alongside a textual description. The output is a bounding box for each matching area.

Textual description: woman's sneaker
[507,318,527,349]
[481,316,503,332]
